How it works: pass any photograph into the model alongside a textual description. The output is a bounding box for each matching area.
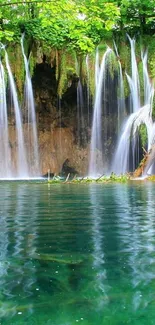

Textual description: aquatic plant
[47,173,130,184]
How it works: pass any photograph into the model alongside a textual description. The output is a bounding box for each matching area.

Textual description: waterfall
[5,50,29,177]
[117,61,126,131]
[113,41,126,132]
[127,35,140,112]
[112,37,154,175]
[112,105,153,174]
[21,34,40,176]
[142,50,153,106]
[77,80,85,146]
[0,42,40,178]
[141,50,154,150]
[141,50,155,174]
[89,47,112,177]
[0,60,12,178]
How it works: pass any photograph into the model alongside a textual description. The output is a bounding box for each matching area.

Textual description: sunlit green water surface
[0,182,155,324]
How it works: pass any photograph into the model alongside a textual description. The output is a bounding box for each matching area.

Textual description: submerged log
[133,145,155,177]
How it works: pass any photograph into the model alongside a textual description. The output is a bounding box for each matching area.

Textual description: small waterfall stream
[113,41,126,131]
[117,61,126,131]
[77,80,86,146]
[127,35,140,112]
[0,60,11,177]
[21,34,40,176]
[89,47,112,177]
[5,50,29,177]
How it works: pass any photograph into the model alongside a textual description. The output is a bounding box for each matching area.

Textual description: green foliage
[118,0,155,35]
[0,29,14,41]
[0,0,120,53]
[108,172,130,182]
[0,0,155,56]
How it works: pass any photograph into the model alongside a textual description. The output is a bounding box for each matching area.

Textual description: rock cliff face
[8,124,89,176]
[39,127,89,176]
[32,62,90,176]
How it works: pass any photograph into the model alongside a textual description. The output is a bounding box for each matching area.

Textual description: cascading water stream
[0,60,12,177]
[5,50,29,177]
[112,37,154,175]
[142,50,153,106]
[127,35,140,113]
[21,34,40,176]
[113,41,126,132]
[77,80,85,146]
[89,47,112,177]
[112,105,153,174]
[117,61,126,131]
[141,50,155,151]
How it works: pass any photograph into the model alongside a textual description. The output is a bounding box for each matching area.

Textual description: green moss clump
[98,42,107,54]
[138,61,144,104]
[57,52,67,96]
[139,124,148,147]
[147,36,155,79]
[57,49,77,97]
[152,96,155,121]
[107,51,119,80]
[86,52,96,97]
[119,42,131,73]
[29,54,37,77]
[6,43,25,99]
[123,75,130,98]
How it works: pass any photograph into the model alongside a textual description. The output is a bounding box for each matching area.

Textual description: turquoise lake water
[0,181,155,324]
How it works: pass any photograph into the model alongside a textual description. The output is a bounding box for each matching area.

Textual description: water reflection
[0,185,10,300]
[89,183,155,320]
[0,184,40,318]
[109,183,155,312]
[89,186,109,310]
[0,183,155,324]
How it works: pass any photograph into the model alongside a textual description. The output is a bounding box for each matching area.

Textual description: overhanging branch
[0,0,52,7]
